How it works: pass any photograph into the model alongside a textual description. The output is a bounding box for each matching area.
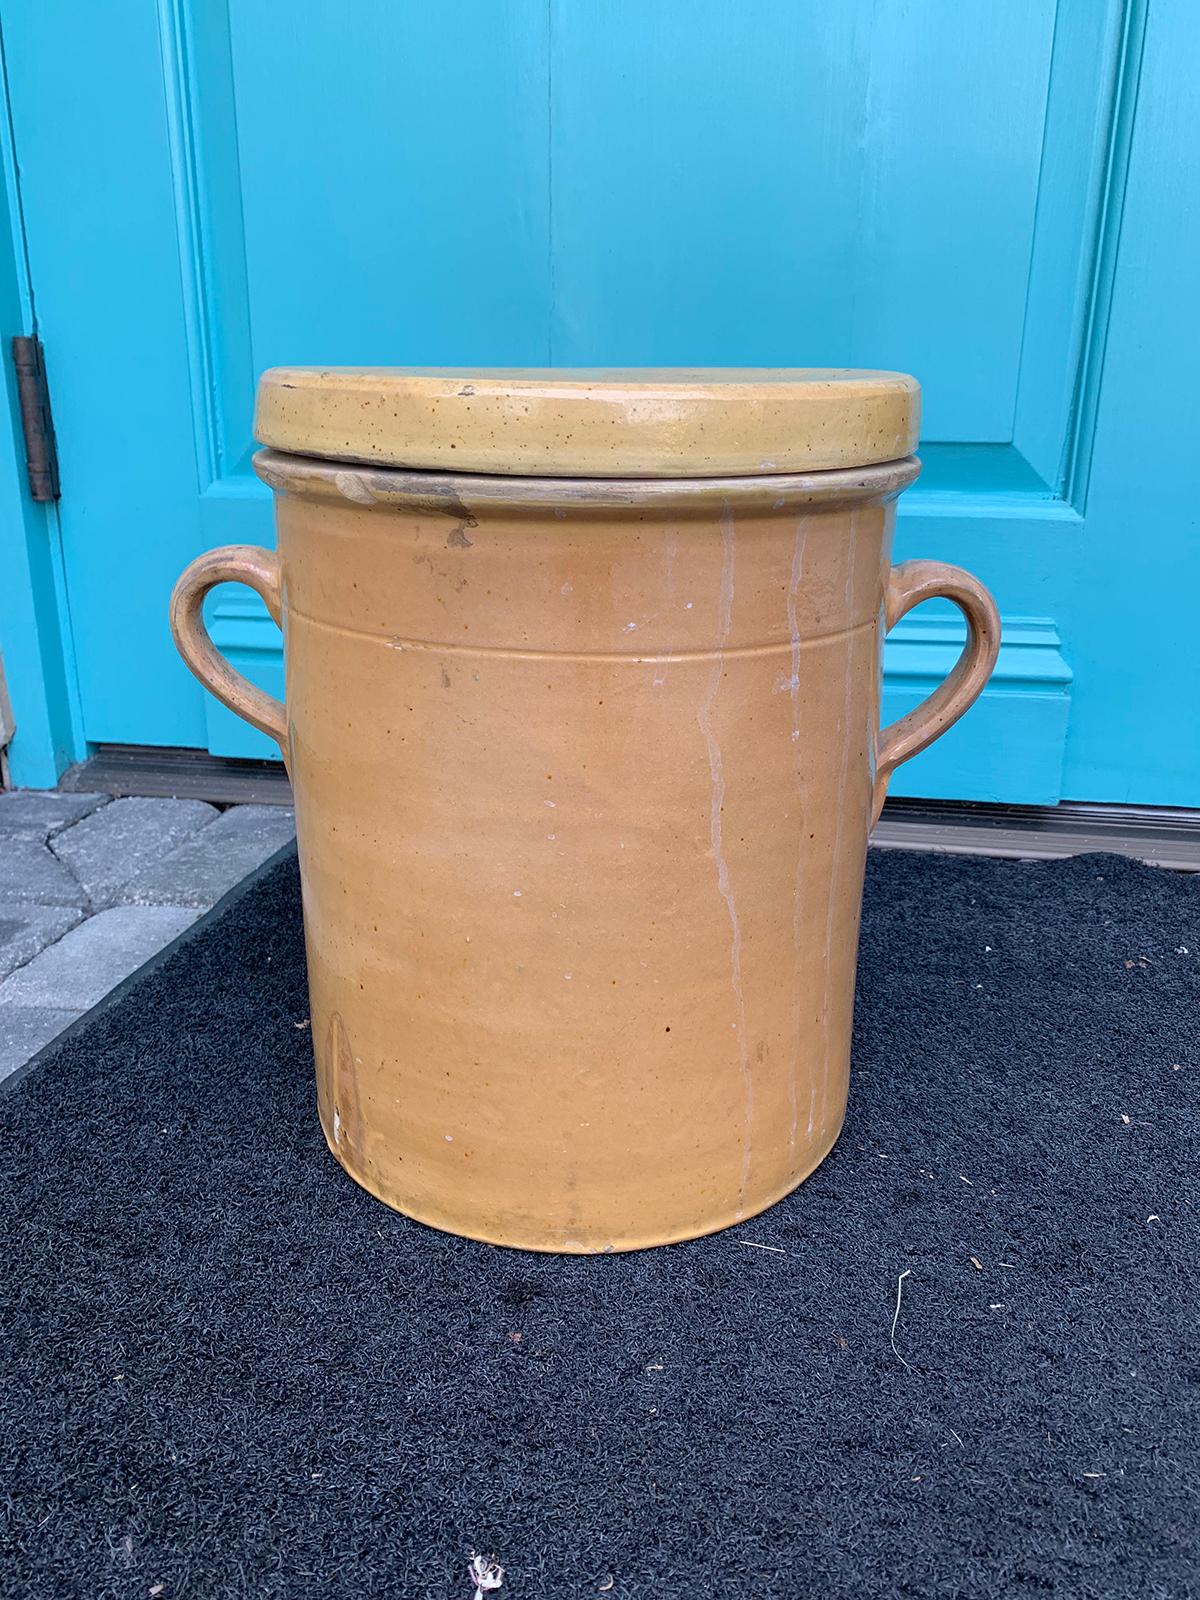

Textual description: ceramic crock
[169,369,1000,1253]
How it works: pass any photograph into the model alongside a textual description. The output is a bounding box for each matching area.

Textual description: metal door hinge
[12,335,60,502]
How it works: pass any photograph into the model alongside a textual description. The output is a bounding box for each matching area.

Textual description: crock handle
[872,560,1000,825]
[169,545,287,757]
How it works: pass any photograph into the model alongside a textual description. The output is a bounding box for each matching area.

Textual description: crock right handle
[872,560,1001,825]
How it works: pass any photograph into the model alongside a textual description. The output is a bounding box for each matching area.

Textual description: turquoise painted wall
[0,0,1197,803]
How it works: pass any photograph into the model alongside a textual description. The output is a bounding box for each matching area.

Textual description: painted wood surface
[0,23,84,785]
[0,0,1196,802]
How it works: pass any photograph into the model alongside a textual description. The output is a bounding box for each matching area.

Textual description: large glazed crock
[170,369,1000,1252]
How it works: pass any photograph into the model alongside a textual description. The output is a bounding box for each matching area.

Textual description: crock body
[262,458,913,1251]
[170,365,999,1253]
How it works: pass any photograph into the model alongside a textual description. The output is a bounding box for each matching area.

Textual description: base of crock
[318,1114,847,1255]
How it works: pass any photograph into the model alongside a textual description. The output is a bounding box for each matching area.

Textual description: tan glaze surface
[255,367,920,479]
[170,452,999,1253]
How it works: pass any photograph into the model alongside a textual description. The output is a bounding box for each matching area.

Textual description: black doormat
[3,850,1197,1600]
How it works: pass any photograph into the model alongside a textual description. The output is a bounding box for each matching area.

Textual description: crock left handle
[169,545,287,757]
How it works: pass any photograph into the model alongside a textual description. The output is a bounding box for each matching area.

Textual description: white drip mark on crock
[814,512,859,1138]
[787,521,807,1157]
[868,605,882,793]
[333,470,376,505]
[696,505,752,1207]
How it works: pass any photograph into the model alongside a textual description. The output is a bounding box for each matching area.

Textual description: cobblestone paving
[0,791,295,1081]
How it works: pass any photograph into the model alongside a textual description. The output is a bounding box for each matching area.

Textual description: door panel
[4,0,1195,803]
[233,4,550,374]
[549,0,1055,444]
[4,1,212,749]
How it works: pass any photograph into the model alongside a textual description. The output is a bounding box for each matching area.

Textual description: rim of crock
[252,448,921,514]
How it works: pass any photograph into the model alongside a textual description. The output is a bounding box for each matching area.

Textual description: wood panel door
[4,0,1196,803]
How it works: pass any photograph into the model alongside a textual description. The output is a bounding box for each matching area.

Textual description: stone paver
[118,804,296,908]
[0,901,85,980]
[0,792,293,1084]
[0,837,88,907]
[0,790,108,840]
[51,796,218,909]
[0,1005,79,1083]
[0,904,200,1012]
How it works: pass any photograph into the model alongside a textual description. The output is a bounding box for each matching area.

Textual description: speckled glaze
[170,370,999,1252]
[255,366,920,478]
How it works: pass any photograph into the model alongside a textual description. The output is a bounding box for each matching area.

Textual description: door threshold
[59,748,1200,869]
[61,745,294,807]
[874,798,1200,871]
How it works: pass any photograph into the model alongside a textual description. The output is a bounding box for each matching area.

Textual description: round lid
[254,367,919,479]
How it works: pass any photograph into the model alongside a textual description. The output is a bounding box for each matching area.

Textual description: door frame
[0,16,85,787]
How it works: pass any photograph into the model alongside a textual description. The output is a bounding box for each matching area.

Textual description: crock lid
[254,367,919,479]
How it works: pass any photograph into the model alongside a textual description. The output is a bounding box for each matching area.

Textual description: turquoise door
[2,1,1197,803]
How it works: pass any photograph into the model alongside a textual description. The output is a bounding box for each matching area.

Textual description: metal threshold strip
[873,798,1200,872]
[59,746,1200,871]
[60,745,294,808]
